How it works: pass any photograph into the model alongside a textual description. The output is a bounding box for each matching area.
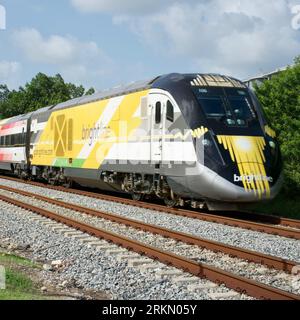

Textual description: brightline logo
[234,174,273,184]
[0,4,6,30]
[0,265,5,290]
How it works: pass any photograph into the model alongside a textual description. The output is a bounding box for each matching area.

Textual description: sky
[0,0,300,91]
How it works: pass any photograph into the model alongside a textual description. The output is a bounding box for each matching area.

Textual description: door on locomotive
[149,93,169,165]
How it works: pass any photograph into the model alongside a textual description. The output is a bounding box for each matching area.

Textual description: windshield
[192,87,256,127]
[199,96,226,118]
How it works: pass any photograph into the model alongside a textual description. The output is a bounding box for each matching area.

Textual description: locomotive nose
[182,161,283,203]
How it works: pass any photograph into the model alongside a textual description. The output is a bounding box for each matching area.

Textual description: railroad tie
[208,291,240,299]
[155,270,184,280]
[127,258,153,267]
[138,263,165,272]
[116,253,141,262]
[105,248,128,256]
[187,283,218,291]
[172,276,200,284]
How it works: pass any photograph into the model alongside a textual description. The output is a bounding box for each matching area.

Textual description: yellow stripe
[217,136,270,198]
[83,90,149,168]
[265,125,276,138]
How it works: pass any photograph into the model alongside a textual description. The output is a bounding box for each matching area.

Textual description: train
[0,73,283,210]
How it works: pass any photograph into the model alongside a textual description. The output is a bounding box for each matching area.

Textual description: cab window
[155,102,161,124]
[166,100,174,122]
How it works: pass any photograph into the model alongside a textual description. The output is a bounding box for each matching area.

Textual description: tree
[0,85,10,119]
[0,84,9,101]
[85,87,95,96]
[0,73,95,118]
[254,57,300,196]
[67,83,85,99]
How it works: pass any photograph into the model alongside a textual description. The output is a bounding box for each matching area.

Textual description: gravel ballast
[0,200,254,300]
[1,189,299,295]
[0,178,299,264]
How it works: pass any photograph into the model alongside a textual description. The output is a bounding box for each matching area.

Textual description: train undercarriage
[6,164,207,209]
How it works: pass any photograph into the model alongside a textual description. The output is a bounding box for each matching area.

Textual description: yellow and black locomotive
[0,73,283,210]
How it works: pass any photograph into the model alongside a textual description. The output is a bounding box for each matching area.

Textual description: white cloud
[70,0,174,15]
[12,28,102,65]
[0,61,22,89]
[73,0,300,79]
[12,28,115,88]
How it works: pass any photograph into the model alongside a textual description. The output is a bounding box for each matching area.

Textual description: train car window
[155,102,161,124]
[198,96,227,119]
[192,87,228,120]
[227,96,256,122]
[192,87,259,127]
[0,136,3,146]
[22,129,25,145]
[6,135,11,146]
[18,133,23,145]
[166,101,174,122]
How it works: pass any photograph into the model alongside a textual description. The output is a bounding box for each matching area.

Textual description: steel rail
[0,193,299,300]
[0,184,296,273]
[0,175,300,239]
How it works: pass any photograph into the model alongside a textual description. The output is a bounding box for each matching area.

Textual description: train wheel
[131,193,143,201]
[63,180,73,188]
[164,198,177,208]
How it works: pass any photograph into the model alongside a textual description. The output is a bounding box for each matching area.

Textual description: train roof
[1,112,32,125]
[50,73,246,112]
[153,73,247,89]
[51,76,159,111]
[1,73,247,123]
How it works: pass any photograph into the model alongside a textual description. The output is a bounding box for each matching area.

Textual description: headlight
[202,139,212,147]
[269,141,276,149]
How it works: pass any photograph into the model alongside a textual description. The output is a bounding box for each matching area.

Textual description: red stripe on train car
[0,153,13,161]
[0,121,24,131]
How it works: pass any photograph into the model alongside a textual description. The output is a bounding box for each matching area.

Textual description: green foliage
[0,84,9,101]
[0,252,43,300]
[254,57,300,196]
[85,87,96,96]
[0,253,38,268]
[0,73,95,118]
[0,85,10,119]
[253,192,300,219]
[5,268,33,291]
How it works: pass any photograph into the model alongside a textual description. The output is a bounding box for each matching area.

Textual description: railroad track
[0,185,299,300]
[0,175,300,240]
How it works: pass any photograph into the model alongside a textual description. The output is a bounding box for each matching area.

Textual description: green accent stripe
[53,158,85,168]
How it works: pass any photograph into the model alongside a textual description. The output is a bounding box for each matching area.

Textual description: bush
[254,57,300,197]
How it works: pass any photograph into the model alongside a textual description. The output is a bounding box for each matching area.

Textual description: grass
[0,253,44,300]
[0,269,43,300]
[252,192,300,219]
[0,253,38,268]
